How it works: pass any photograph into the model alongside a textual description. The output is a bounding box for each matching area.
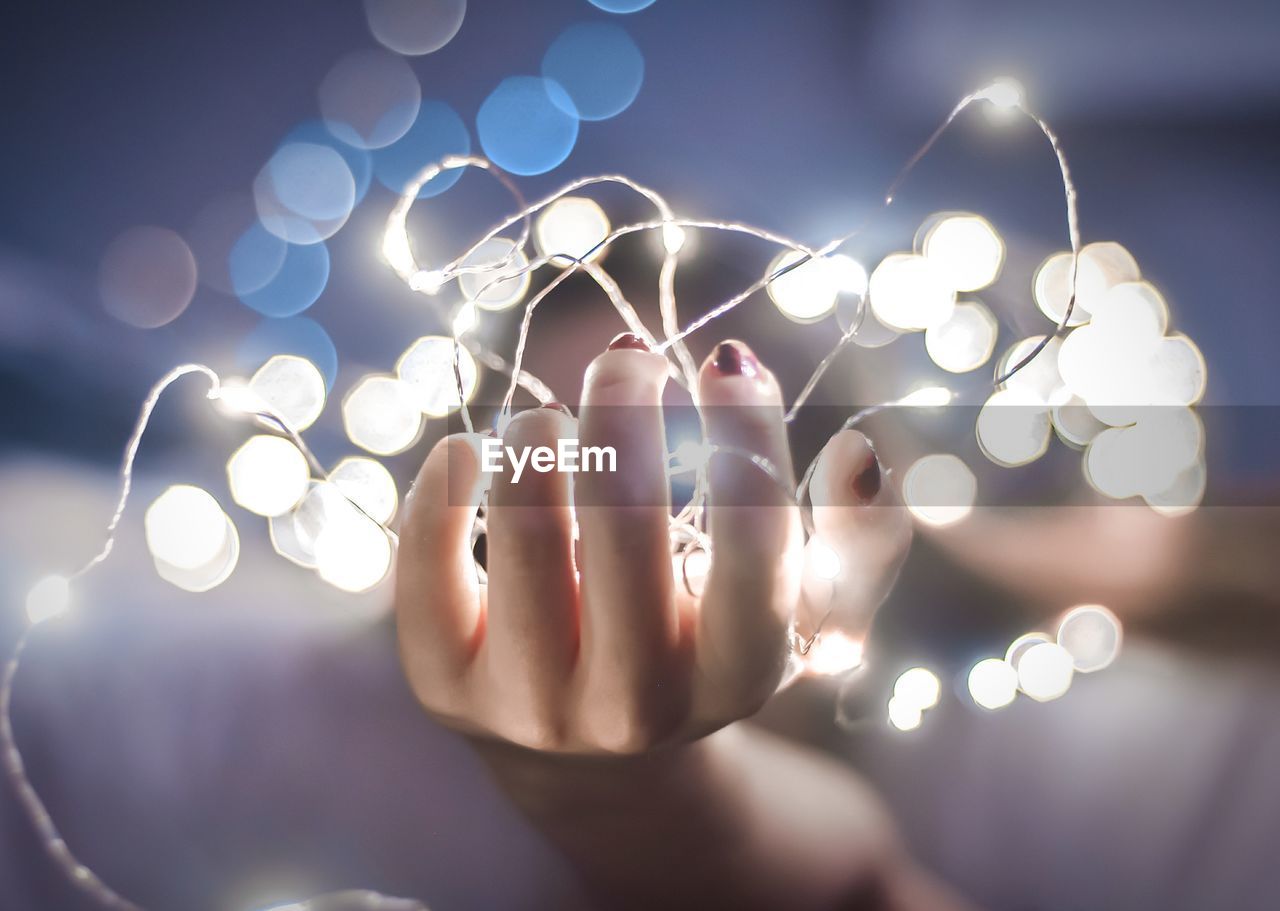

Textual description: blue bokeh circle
[238,316,339,391]
[374,100,471,198]
[236,240,330,318]
[477,76,579,176]
[542,22,644,122]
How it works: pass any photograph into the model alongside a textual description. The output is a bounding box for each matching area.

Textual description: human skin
[395,337,972,910]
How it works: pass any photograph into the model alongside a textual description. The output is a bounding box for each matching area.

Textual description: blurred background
[2,1,1279,909]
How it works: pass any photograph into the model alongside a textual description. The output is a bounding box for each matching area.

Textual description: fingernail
[711,340,759,379]
[608,332,651,352]
[851,448,881,504]
[540,401,573,417]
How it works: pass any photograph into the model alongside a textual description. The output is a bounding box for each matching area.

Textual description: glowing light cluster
[887,666,941,731]
[966,603,1123,711]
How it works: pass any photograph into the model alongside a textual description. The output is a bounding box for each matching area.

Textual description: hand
[395,336,911,755]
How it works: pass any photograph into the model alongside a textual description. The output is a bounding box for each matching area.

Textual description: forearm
[473,723,906,911]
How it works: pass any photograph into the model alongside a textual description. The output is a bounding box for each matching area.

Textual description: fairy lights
[24,574,70,626]
[5,69,1185,909]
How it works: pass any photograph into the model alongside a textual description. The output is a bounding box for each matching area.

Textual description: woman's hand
[391,337,959,910]
[394,335,910,755]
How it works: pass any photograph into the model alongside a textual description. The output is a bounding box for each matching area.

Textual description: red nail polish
[540,401,573,417]
[712,341,759,379]
[851,448,881,504]
[608,332,650,352]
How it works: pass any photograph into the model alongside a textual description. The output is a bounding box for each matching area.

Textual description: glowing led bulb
[978,78,1024,110]
[227,435,310,517]
[668,439,713,474]
[924,301,998,373]
[767,251,841,323]
[887,695,923,732]
[805,631,864,676]
[806,539,842,581]
[248,355,327,431]
[343,375,423,456]
[1056,604,1122,673]
[535,196,610,266]
[329,456,399,524]
[452,302,479,337]
[968,658,1018,710]
[314,510,393,592]
[662,222,686,254]
[922,214,1005,292]
[1016,642,1075,702]
[145,485,240,591]
[893,667,941,711]
[903,454,976,527]
[26,574,71,625]
[458,237,531,311]
[869,253,956,331]
[212,378,270,418]
[396,336,479,416]
[408,269,444,295]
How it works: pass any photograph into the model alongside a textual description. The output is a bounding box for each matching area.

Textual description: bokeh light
[999,335,1064,405]
[319,48,421,150]
[314,508,393,593]
[1033,241,1140,326]
[236,240,330,317]
[477,76,579,176]
[145,485,232,570]
[248,355,327,431]
[767,251,841,323]
[924,300,998,373]
[903,454,976,527]
[373,100,470,198]
[893,667,941,711]
[1056,604,1122,673]
[921,213,1004,292]
[145,485,240,592]
[976,388,1052,467]
[804,631,864,676]
[270,480,346,568]
[343,374,424,455]
[227,435,310,517]
[542,22,644,122]
[1005,632,1052,672]
[967,658,1018,710]
[887,695,923,732]
[588,0,656,11]
[284,121,374,205]
[363,0,466,56]
[228,223,289,297]
[397,335,479,415]
[868,253,955,331]
[98,226,198,329]
[254,143,356,244]
[805,539,842,581]
[1016,641,1075,702]
[25,575,71,626]
[238,317,339,392]
[458,237,531,311]
[534,196,610,266]
[330,457,399,524]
